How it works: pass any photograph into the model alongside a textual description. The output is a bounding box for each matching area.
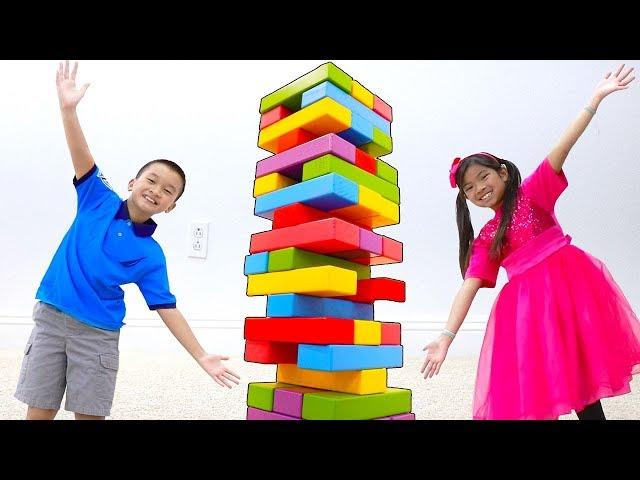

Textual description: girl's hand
[56,60,90,110]
[420,336,450,379]
[197,353,241,388]
[593,64,635,101]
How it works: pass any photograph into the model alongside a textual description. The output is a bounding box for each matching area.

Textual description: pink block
[255,133,356,180]
[246,407,300,420]
[273,389,305,418]
[373,95,393,122]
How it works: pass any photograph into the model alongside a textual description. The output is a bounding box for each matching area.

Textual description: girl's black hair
[454,154,521,278]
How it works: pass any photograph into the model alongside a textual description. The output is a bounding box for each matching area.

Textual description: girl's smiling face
[462,163,509,211]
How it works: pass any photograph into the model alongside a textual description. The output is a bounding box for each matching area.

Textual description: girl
[421,64,640,420]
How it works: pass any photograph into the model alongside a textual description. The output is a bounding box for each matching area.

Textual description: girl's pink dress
[466,157,640,420]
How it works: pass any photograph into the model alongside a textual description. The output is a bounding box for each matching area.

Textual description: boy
[14,61,240,420]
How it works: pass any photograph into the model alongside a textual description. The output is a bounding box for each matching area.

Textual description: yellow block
[351,80,374,108]
[253,172,296,197]
[277,364,387,394]
[246,265,357,296]
[258,97,351,153]
[330,185,400,227]
[354,319,381,345]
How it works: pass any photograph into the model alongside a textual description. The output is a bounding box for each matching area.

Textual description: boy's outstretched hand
[197,354,241,388]
[593,64,635,100]
[56,60,90,110]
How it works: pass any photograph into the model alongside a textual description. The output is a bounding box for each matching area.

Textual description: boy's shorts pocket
[17,343,33,383]
[96,353,119,401]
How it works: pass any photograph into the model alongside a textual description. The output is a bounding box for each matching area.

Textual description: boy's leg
[64,314,120,419]
[27,407,58,420]
[14,302,68,418]
[74,413,105,420]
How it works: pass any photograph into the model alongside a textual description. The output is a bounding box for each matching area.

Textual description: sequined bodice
[478,191,558,259]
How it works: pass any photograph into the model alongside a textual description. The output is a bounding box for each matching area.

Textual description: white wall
[1,60,638,357]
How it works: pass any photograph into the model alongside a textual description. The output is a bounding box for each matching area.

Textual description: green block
[260,63,353,114]
[376,159,398,185]
[247,382,284,411]
[268,247,371,280]
[361,127,393,157]
[302,388,412,420]
[302,154,400,204]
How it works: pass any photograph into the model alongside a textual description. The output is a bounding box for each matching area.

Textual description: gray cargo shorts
[14,301,120,417]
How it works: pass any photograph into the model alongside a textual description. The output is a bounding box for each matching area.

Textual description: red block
[244,317,363,345]
[373,95,393,122]
[272,203,332,229]
[244,340,298,364]
[259,105,293,130]
[355,149,377,175]
[381,322,401,345]
[272,203,374,233]
[352,236,403,266]
[249,218,359,255]
[273,128,317,154]
[341,278,406,303]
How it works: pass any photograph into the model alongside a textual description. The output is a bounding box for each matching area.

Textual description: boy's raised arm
[56,60,94,180]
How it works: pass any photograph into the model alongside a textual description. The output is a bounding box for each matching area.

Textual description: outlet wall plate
[188,222,209,258]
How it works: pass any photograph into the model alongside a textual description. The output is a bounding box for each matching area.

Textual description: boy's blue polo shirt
[36,164,177,331]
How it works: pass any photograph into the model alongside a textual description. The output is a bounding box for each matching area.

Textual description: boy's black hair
[136,159,186,201]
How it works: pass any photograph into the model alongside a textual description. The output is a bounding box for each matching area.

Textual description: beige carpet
[1,349,638,420]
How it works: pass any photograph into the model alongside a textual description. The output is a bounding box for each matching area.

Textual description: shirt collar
[115,200,157,237]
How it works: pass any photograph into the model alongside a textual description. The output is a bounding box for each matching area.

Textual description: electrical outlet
[188,222,209,258]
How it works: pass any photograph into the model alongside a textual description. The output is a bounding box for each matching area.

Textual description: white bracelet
[442,329,456,339]
[585,106,596,115]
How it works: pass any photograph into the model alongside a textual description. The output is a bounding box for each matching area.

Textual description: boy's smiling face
[462,163,509,211]
[127,163,183,219]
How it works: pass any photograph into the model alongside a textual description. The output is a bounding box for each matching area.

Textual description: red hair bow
[449,157,461,188]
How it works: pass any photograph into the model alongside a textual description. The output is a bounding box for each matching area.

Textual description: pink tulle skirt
[473,244,640,420]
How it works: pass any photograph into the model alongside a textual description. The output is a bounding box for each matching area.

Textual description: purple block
[375,413,416,420]
[246,407,300,420]
[255,133,356,180]
[273,389,305,418]
[359,228,383,255]
[390,413,416,420]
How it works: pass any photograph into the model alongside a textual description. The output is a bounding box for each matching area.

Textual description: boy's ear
[164,202,177,214]
[127,178,135,191]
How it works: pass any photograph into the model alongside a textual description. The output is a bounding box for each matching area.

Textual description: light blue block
[244,252,269,275]
[297,345,404,371]
[254,173,358,220]
[301,81,391,135]
[338,112,373,146]
[267,293,374,319]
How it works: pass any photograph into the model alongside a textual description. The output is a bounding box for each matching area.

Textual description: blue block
[301,81,391,135]
[267,293,374,319]
[297,345,404,371]
[244,252,269,275]
[254,173,358,220]
[338,112,373,146]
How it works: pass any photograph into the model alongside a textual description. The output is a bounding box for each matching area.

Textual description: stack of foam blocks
[244,63,413,420]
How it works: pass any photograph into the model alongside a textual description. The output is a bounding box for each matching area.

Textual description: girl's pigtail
[489,159,522,259]
[456,191,474,278]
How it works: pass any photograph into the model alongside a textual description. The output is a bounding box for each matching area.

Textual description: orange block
[273,128,317,154]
